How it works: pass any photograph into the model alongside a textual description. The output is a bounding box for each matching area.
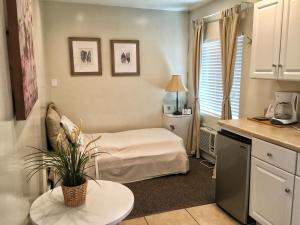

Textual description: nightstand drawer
[252,138,297,174]
[162,114,191,147]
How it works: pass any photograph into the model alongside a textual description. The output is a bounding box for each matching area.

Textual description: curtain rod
[192,1,254,24]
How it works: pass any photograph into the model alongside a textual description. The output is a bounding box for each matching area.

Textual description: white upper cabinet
[250,0,300,80]
[279,0,300,80]
[250,0,283,79]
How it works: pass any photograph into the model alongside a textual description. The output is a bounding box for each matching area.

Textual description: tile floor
[119,203,240,225]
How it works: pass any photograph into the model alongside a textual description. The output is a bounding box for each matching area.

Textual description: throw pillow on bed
[45,104,70,151]
[60,115,85,146]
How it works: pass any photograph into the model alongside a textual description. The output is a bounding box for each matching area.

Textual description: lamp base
[173,111,182,115]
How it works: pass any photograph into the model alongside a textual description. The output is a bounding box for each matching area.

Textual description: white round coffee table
[30,180,134,225]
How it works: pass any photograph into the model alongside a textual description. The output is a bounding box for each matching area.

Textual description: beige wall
[42,2,189,133]
[0,0,48,224]
[189,0,300,129]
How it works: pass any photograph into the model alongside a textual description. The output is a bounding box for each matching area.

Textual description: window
[199,35,244,119]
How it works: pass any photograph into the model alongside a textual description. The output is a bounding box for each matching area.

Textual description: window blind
[199,35,244,119]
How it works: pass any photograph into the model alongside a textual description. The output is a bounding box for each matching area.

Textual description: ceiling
[41,0,214,11]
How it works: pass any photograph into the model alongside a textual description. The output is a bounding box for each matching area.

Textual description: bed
[85,128,189,183]
[46,103,189,184]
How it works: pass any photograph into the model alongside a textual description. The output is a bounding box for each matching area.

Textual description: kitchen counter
[218,118,300,153]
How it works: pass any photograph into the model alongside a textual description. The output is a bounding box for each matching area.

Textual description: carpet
[124,157,216,219]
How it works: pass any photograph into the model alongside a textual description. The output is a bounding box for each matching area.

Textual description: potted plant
[25,124,101,207]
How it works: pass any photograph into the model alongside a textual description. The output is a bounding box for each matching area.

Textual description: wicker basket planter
[61,180,88,207]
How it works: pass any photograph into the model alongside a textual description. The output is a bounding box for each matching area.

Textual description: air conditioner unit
[199,126,217,163]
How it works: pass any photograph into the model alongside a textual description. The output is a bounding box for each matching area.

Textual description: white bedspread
[84,128,189,183]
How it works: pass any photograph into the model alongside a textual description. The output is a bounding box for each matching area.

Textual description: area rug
[124,157,216,218]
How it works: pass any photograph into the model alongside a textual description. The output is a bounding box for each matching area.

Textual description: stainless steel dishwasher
[216,129,254,225]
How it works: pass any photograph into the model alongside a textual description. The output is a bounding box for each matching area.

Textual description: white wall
[189,0,300,129]
[0,0,48,224]
[42,2,189,133]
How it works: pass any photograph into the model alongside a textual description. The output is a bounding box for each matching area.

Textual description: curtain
[219,5,242,120]
[187,19,203,158]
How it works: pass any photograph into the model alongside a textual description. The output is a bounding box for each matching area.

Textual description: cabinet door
[297,154,300,176]
[279,0,300,80]
[249,157,294,225]
[292,177,300,225]
[250,0,283,79]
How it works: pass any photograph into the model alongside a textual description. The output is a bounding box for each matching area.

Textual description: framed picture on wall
[6,0,38,120]
[69,37,102,76]
[110,40,140,76]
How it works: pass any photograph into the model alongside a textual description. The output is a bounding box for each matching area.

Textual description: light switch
[51,79,58,87]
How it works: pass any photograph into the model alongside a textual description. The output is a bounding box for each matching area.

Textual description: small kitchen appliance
[265,92,300,125]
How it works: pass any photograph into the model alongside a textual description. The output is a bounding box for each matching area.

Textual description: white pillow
[60,115,84,146]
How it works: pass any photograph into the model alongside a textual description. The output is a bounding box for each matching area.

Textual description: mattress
[84,128,189,183]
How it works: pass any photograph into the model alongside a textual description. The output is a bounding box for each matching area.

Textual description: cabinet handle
[170,125,175,131]
[285,188,291,193]
[278,64,283,68]
[272,64,277,67]
[267,153,272,157]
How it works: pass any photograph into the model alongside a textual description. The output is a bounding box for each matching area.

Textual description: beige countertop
[218,118,300,153]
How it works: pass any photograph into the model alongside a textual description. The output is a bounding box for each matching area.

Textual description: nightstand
[162,114,192,147]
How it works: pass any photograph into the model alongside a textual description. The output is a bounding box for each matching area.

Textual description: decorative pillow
[45,104,70,151]
[60,115,85,146]
[48,102,61,115]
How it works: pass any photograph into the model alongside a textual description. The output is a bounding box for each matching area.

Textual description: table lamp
[165,75,188,115]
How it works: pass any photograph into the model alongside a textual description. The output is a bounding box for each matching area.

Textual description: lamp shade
[165,75,188,92]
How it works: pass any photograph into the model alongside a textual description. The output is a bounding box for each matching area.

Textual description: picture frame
[182,108,192,115]
[163,105,176,114]
[69,37,102,76]
[110,40,140,76]
[6,0,38,120]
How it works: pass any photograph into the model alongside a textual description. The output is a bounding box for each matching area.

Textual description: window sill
[200,112,221,119]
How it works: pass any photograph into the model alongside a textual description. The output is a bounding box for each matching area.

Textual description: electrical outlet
[51,79,58,87]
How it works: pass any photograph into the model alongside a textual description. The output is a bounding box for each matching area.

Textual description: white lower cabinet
[297,154,300,176]
[249,157,294,225]
[292,176,300,225]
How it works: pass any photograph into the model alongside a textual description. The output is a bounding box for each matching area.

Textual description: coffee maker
[266,92,300,125]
